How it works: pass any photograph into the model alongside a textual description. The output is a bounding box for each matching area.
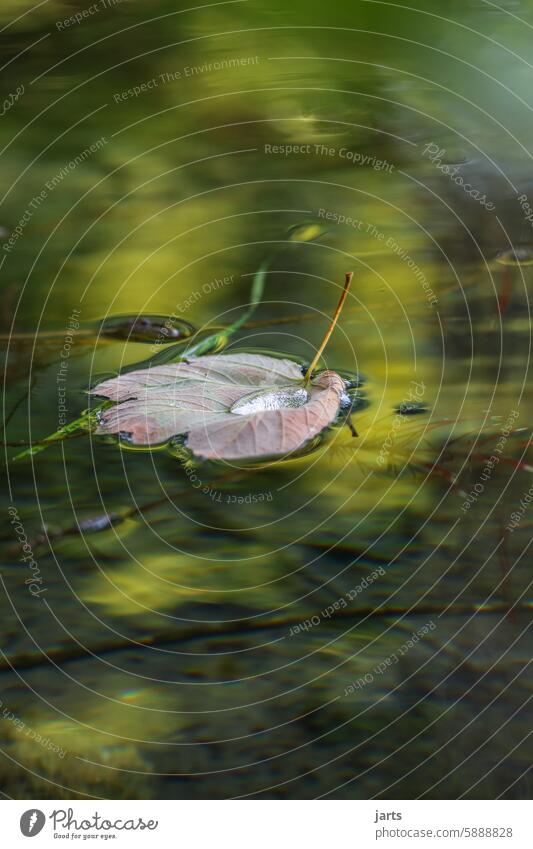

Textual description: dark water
[0,0,531,799]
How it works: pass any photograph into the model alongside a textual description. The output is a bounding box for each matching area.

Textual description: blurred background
[0,0,531,799]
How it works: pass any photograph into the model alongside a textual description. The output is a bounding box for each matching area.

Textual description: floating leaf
[91,353,347,461]
[12,264,354,462]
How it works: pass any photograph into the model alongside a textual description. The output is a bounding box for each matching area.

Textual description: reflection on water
[1,0,531,799]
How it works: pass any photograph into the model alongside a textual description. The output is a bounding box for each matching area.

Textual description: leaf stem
[303,272,353,385]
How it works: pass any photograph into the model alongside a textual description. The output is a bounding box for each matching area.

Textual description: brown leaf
[91,353,345,460]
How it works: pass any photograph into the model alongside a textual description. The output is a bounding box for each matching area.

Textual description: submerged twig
[11,407,104,461]
[25,466,253,552]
